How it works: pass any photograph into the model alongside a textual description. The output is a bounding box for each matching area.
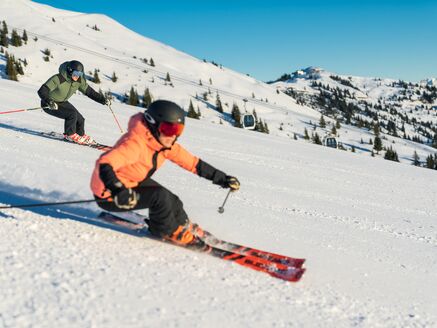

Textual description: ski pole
[0,106,43,115]
[107,103,124,134]
[218,189,232,214]
[0,198,109,210]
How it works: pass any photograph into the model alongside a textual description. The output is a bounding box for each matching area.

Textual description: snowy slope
[1,1,437,327]
[1,79,437,327]
[2,0,437,170]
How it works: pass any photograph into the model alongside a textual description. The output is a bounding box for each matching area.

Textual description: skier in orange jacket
[91,100,240,245]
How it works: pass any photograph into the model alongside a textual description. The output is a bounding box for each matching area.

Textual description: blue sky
[33,0,436,82]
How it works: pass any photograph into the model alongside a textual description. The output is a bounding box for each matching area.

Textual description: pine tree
[312,132,322,145]
[142,88,153,108]
[11,29,22,47]
[150,58,155,66]
[2,21,8,35]
[128,87,139,106]
[187,100,199,119]
[331,124,337,136]
[199,79,203,86]
[93,69,101,84]
[304,128,310,140]
[426,154,435,169]
[373,122,380,136]
[231,103,242,128]
[373,136,383,154]
[384,146,399,162]
[319,115,326,128]
[215,93,223,113]
[22,30,28,43]
[6,53,18,81]
[412,151,421,166]
[165,72,171,82]
[431,133,437,149]
[0,27,8,48]
[111,71,118,82]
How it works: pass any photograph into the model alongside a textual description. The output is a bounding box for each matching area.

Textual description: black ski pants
[96,179,188,237]
[42,101,85,136]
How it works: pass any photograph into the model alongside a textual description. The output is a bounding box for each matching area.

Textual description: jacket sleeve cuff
[196,159,227,186]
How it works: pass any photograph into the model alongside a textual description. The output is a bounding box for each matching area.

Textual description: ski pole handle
[0,106,43,115]
[218,189,232,214]
[0,198,109,210]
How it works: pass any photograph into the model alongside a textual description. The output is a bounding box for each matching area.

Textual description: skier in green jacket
[37,60,110,145]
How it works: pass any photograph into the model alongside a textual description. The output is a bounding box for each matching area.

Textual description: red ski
[97,211,305,282]
[198,230,305,268]
[39,131,112,152]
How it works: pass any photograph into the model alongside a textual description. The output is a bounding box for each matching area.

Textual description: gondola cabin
[241,114,256,130]
[323,136,338,149]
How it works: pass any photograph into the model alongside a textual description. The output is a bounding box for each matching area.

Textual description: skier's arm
[37,75,59,103]
[84,85,106,105]
[196,159,231,187]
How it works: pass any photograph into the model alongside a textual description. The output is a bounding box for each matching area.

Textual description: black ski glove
[113,186,139,209]
[99,163,139,208]
[223,176,240,191]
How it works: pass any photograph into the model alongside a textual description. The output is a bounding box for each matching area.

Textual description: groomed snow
[1,79,436,327]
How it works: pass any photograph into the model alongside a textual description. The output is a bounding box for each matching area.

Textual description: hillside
[2,0,437,171]
[1,78,437,327]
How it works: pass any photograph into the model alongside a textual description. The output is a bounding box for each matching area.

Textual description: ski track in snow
[0,0,436,325]
[1,95,437,326]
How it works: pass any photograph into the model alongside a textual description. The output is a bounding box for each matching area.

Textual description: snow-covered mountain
[2,0,437,171]
[1,2,437,326]
[271,67,437,166]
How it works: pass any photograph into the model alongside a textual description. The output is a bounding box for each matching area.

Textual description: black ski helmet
[144,100,186,127]
[66,60,84,77]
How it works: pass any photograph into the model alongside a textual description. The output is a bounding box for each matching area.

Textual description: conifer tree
[373,136,383,154]
[150,58,155,66]
[128,87,139,106]
[93,69,101,84]
[11,29,22,47]
[0,27,8,48]
[6,53,18,81]
[426,154,435,169]
[331,124,337,136]
[312,132,322,145]
[319,115,326,128]
[187,100,199,119]
[304,128,310,140]
[111,71,118,83]
[22,30,28,43]
[412,151,421,166]
[231,103,242,128]
[142,88,153,108]
[215,93,223,113]
[384,146,399,162]
[2,21,8,35]
[165,72,171,82]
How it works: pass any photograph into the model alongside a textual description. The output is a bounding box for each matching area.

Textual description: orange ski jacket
[91,113,199,198]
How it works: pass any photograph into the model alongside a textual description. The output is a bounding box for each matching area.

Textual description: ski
[96,211,305,282]
[39,131,112,152]
[198,230,305,268]
[97,211,305,268]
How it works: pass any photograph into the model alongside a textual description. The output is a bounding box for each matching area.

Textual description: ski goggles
[158,121,184,137]
[71,70,83,78]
